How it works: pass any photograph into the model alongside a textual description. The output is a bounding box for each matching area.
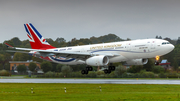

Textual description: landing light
[156,56,160,61]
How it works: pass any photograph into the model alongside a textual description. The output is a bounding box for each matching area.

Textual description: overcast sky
[0,0,180,43]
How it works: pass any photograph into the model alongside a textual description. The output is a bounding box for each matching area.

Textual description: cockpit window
[162,42,170,45]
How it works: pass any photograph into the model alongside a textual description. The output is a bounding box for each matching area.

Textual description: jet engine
[86,55,109,66]
[126,58,148,65]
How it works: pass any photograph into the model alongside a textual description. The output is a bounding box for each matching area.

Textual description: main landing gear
[104,65,116,74]
[81,66,93,74]
[81,65,116,75]
[155,56,160,65]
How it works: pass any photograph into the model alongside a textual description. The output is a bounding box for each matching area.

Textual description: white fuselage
[40,39,174,65]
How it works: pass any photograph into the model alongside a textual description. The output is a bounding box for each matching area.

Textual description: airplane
[5,23,174,74]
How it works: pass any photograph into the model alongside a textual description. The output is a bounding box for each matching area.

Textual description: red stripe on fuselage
[40,56,52,61]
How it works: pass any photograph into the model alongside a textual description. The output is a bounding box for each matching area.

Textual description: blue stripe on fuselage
[50,56,75,62]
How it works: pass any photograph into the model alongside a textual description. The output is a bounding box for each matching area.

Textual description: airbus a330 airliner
[5,23,174,74]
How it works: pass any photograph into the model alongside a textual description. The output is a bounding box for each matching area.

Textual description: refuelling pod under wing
[86,56,109,66]
[126,58,148,65]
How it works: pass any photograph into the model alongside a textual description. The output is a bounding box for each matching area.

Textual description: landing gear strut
[81,66,93,74]
[104,65,116,74]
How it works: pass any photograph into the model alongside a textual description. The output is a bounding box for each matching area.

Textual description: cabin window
[162,42,170,45]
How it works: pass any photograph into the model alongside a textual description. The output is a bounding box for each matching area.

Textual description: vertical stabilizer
[24,23,55,49]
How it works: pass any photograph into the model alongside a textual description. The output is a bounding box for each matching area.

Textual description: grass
[0,83,180,101]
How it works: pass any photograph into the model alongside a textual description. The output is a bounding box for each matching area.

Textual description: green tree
[61,65,72,77]
[51,62,57,72]
[11,37,22,46]
[152,65,165,73]
[0,53,11,69]
[143,59,154,71]
[46,38,54,45]
[173,58,179,73]
[21,39,31,48]
[176,38,180,45]
[56,64,64,72]
[32,57,43,63]
[13,52,32,61]
[28,62,37,72]
[70,64,86,72]
[4,63,10,71]
[55,37,66,43]
[41,61,52,73]
[114,65,126,76]
[127,65,143,73]
[17,65,27,73]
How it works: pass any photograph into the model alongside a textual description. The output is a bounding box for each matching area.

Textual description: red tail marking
[43,39,46,42]
[26,24,55,49]
[27,34,32,40]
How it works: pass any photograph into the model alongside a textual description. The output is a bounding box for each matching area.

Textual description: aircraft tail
[24,23,55,49]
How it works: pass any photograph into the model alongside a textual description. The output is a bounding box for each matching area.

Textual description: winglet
[4,43,14,48]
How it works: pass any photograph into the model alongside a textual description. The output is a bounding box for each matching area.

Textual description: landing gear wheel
[86,66,93,71]
[104,69,108,74]
[108,66,115,71]
[108,70,111,74]
[109,66,116,71]
[81,70,86,74]
[108,66,112,70]
[111,66,115,71]
[104,69,111,74]
[89,67,93,71]
[81,70,89,74]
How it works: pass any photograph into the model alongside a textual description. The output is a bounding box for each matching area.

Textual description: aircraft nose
[169,44,175,51]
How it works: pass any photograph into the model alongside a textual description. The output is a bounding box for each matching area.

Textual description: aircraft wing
[5,43,120,60]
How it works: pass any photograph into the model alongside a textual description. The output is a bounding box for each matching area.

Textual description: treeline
[2,34,124,48]
[1,34,180,77]
[0,34,124,70]
[38,65,180,78]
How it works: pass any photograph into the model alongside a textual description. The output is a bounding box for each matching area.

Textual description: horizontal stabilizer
[4,43,14,49]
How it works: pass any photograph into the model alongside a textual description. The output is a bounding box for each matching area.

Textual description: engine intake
[86,55,109,66]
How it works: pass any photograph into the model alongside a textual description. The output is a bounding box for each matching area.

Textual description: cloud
[0,0,180,43]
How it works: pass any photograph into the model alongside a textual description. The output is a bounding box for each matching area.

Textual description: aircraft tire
[104,69,108,74]
[89,66,93,71]
[81,70,89,74]
[111,66,115,71]
[86,66,93,71]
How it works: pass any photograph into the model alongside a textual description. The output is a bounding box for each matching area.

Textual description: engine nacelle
[126,58,148,65]
[86,56,109,66]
